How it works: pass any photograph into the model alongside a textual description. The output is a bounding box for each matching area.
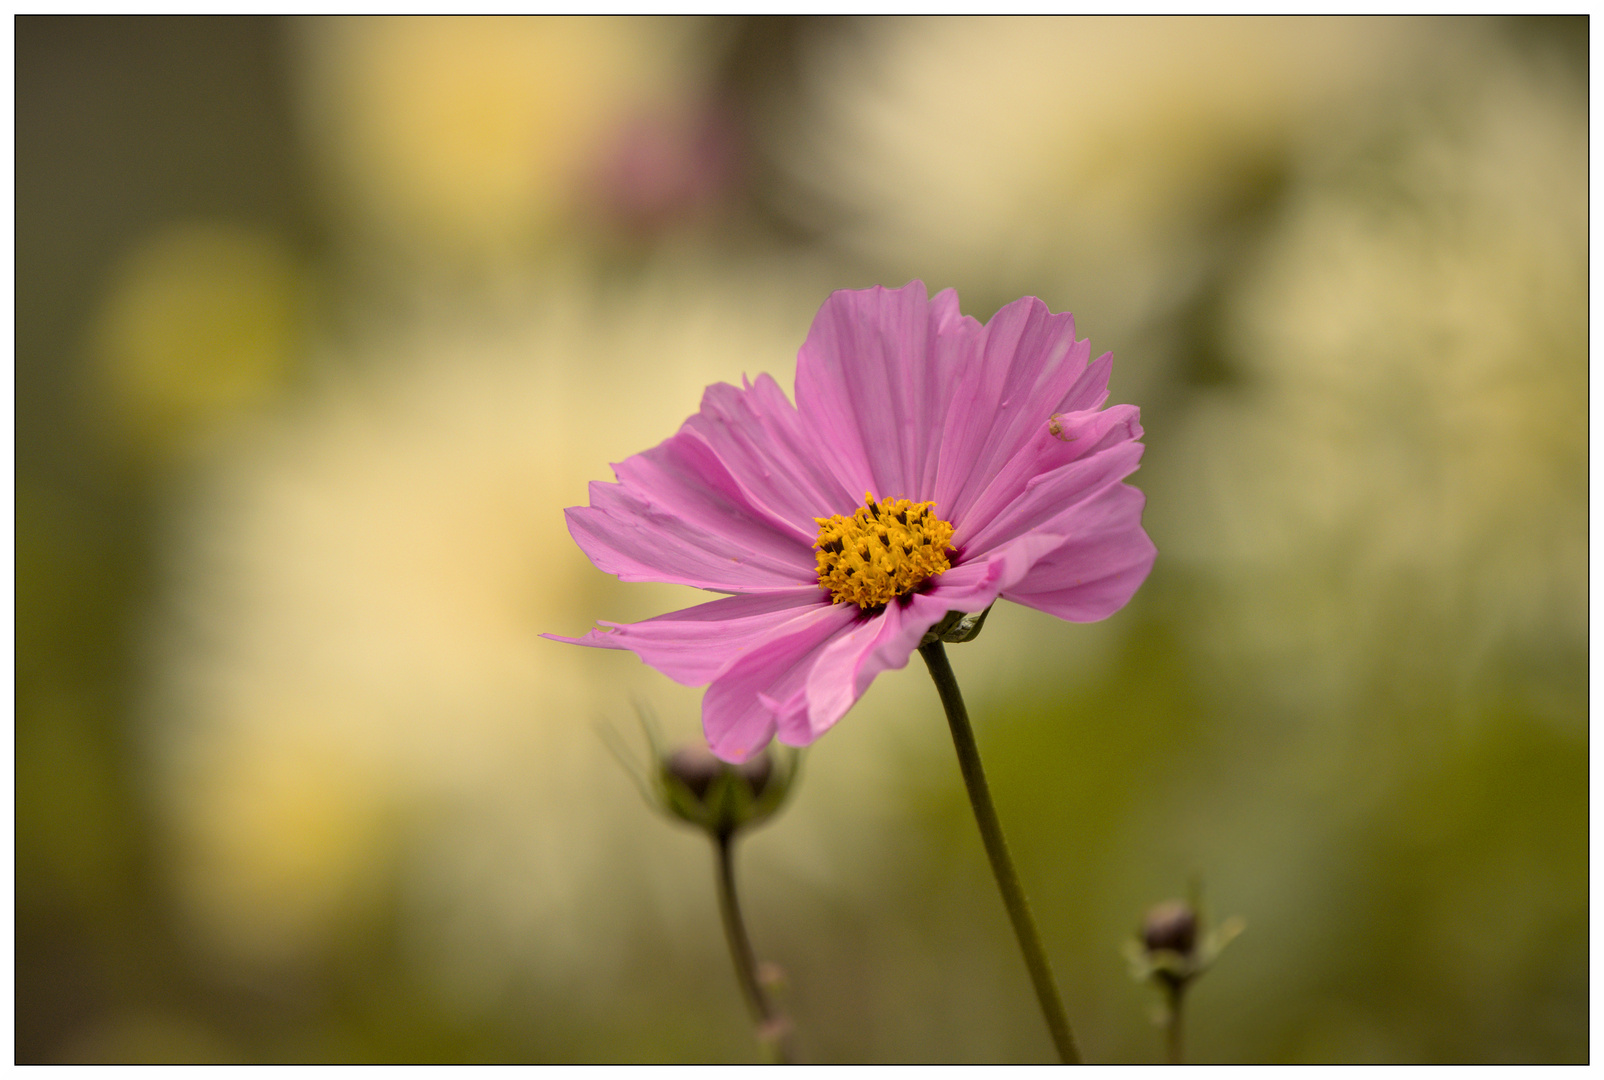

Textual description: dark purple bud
[666,745,725,800]
[1142,899,1198,957]
[666,746,775,801]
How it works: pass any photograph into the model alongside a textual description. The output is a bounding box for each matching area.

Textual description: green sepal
[920,603,994,646]
[656,746,800,841]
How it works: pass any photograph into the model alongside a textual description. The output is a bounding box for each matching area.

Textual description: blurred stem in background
[661,746,797,1063]
[611,718,800,1062]
[713,832,793,1064]
[918,638,1081,1065]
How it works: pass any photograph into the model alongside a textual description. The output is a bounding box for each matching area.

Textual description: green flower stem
[1163,981,1186,1065]
[713,832,793,1064]
[918,640,1082,1064]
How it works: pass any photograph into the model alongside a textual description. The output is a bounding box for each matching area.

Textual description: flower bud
[658,743,796,840]
[1141,899,1198,958]
[664,745,724,799]
[668,745,773,801]
[1125,892,1242,993]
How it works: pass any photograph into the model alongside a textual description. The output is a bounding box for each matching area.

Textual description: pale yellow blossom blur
[291,16,713,261]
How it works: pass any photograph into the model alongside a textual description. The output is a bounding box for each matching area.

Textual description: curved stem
[714,832,793,1063]
[919,640,1082,1064]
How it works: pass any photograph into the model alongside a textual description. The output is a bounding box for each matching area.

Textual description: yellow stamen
[813,492,955,609]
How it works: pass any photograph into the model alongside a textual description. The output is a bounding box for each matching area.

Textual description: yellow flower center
[813,493,955,609]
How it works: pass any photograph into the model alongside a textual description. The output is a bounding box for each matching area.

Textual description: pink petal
[1055,351,1115,414]
[958,439,1147,559]
[1003,482,1157,622]
[794,281,981,502]
[566,427,817,592]
[702,602,860,762]
[681,375,860,529]
[799,594,952,741]
[542,586,825,686]
[933,296,1094,526]
[757,686,815,748]
[955,404,1144,549]
[932,529,1073,606]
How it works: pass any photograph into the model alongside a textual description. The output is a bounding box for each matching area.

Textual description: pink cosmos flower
[550,281,1156,762]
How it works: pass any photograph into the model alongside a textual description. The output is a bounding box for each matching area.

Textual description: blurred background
[15,16,1587,1063]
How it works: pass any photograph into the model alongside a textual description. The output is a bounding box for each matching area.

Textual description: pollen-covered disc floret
[813,493,955,608]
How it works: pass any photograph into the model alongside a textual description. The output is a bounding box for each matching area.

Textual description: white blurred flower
[1160,44,1585,710]
[776,16,1439,395]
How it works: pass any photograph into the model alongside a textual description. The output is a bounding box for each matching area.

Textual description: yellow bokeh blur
[90,222,303,458]
[293,16,711,258]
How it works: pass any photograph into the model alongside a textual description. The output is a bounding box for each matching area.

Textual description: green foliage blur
[16,16,1587,1063]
